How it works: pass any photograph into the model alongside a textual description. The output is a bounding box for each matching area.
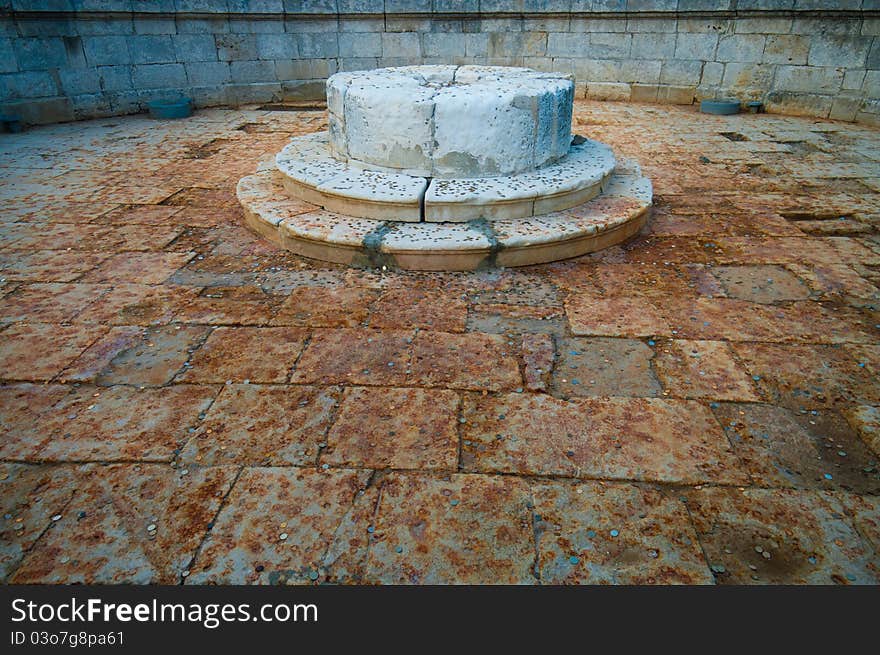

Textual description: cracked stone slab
[532,480,713,584]
[423,139,616,222]
[187,467,374,585]
[328,65,573,178]
[12,464,237,584]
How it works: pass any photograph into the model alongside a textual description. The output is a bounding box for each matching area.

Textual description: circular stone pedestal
[328,65,574,178]
[236,65,653,271]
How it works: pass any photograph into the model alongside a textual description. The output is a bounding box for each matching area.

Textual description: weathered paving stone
[179,326,309,383]
[410,331,521,391]
[173,285,276,326]
[461,394,747,484]
[715,403,880,493]
[61,326,145,382]
[685,487,879,584]
[11,464,237,584]
[733,343,880,408]
[467,303,565,337]
[522,333,555,392]
[95,205,183,225]
[552,337,661,398]
[180,384,339,466]
[710,265,812,303]
[565,295,670,337]
[531,480,713,585]
[32,385,217,462]
[842,405,880,457]
[271,286,377,328]
[786,263,879,303]
[832,492,880,560]
[324,387,459,471]
[361,473,536,585]
[290,328,413,386]
[369,288,468,332]
[96,325,209,387]
[188,467,373,585]
[74,283,200,326]
[0,250,108,282]
[0,464,78,582]
[0,283,110,324]
[654,339,760,401]
[0,384,71,459]
[81,252,195,284]
[0,322,107,381]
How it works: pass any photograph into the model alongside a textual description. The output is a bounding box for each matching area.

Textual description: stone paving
[1,101,879,585]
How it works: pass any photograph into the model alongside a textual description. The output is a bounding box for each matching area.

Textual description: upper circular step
[327,65,574,179]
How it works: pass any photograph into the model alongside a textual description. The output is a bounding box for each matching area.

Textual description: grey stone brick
[173,34,218,62]
[83,36,130,66]
[523,17,569,34]
[701,61,723,86]
[716,35,765,63]
[274,58,336,79]
[339,17,384,33]
[547,33,589,58]
[339,32,382,58]
[15,37,68,71]
[71,92,113,120]
[842,69,865,91]
[630,33,675,60]
[721,62,774,90]
[176,17,230,35]
[285,18,338,33]
[216,34,258,61]
[765,90,833,118]
[489,32,546,58]
[184,61,231,86]
[283,0,336,13]
[479,18,523,33]
[229,17,285,34]
[228,1,285,13]
[226,81,281,104]
[337,0,384,12]
[381,32,420,58]
[59,67,100,95]
[791,17,861,37]
[570,18,627,34]
[230,59,276,84]
[626,17,678,34]
[132,63,188,89]
[733,17,792,34]
[0,38,16,74]
[423,33,467,58]
[863,70,880,96]
[337,57,379,72]
[627,0,677,10]
[808,35,872,68]
[465,33,489,57]
[585,81,631,101]
[256,33,298,59]
[190,85,228,108]
[16,19,76,38]
[762,35,808,65]
[829,94,862,122]
[296,32,338,57]
[660,60,702,86]
[129,35,177,64]
[674,33,718,61]
[589,32,631,59]
[76,17,134,37]
[385,0,431,11]
[97,65,132,91]
[0,97,73,124]
[133,17,177,35]
[775,65,843,93]
[868,40,880,70]
[2,71,57,98]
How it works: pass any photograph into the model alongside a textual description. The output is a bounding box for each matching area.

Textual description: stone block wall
[2,1,880,125]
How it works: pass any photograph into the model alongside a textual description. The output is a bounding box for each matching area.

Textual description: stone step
[275,131,617,223]
[238,169,652,271]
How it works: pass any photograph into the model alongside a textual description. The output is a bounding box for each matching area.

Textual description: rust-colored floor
[1,101,879,584]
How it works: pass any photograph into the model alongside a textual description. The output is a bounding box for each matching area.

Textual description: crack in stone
[467,217,502,270]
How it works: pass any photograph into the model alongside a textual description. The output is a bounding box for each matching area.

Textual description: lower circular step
[237,166,652,271]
